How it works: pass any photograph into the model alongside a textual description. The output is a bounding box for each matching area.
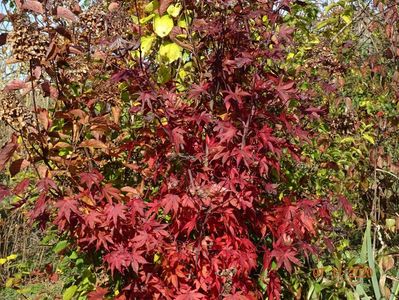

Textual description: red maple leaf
[175,291,206,300]
[85,210,103,229]
[188,82,210,100]
[104,248,132,275]
[131,248,147,273]
[222,86,251,110]
[80,170,104,190]
[170,127,186,152]
[12,178,30,195]
[160,194,180,215]
[104,203,127,225]
[102,184,122,202]
[214,121,237,144]
[267,271,281,300]
[55,197,80,222]
[271,247,301,273]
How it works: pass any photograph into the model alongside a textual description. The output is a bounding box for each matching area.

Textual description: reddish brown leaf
[13,178,30,195]
[88,287,108,300]
[4,79,27,91]
[108,2,119,12]
[9,159,30,177]
[0,33,7,46]
[0,185,10,202]
[79,139,108,149]
[159,0,174,15]
[0,136,18,172]
[37,108,51,130]
[56,6,78,22]
[22,0,44,14]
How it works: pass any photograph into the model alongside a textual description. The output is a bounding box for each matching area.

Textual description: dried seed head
[0,91,35,130]
[8,21,49,62]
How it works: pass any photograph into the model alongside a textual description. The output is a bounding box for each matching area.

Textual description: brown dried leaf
[22,0,44,14]
[108,2,119,12]
[53,142,72,149]
[37,108,51,130]
[4,79,27,91]
[34,66,42,79]
[79,139,108,149]
[46,40,58,60]
[56,6,78,22]
[111,106,121,125]
[379,256,395,272]
[55,26,73,40]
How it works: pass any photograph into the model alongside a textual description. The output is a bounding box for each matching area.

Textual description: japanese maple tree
[0,0,335,298]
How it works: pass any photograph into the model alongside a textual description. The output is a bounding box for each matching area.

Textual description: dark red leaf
[0,185,10,202]
[13,178,30,195]
[0,136,18,172]
[0,33,7,46]
[9,159,30,177]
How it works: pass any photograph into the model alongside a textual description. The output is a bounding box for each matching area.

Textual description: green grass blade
[365,219,382,299]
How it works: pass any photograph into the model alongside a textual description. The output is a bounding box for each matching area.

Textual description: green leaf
[69,251,78,260]
[63,285,78,300]
[153,15,174,38]
[158,42,182,63]
[53,240,69,253]
[167,3,182,17]
[141,35,156,55]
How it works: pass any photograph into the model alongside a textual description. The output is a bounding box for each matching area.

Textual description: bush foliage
[1,0,399,299]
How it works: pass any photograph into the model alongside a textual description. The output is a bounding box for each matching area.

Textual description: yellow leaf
[342,15,351,25]
[0,258,7,265]
[141,35,156,55]
[6,254,17,261]
[153,15,174,38]
[167,4,182,17]
[5,278,14,288]
[145,0,159,13]
[362,133,375,144]
[158,42,182,63]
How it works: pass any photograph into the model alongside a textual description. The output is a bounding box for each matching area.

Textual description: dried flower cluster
[7,21,48,62]
[0,92,34,130]
[78,6,106,40]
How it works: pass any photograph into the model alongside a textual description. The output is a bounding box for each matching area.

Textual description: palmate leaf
[271,247,301,274]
